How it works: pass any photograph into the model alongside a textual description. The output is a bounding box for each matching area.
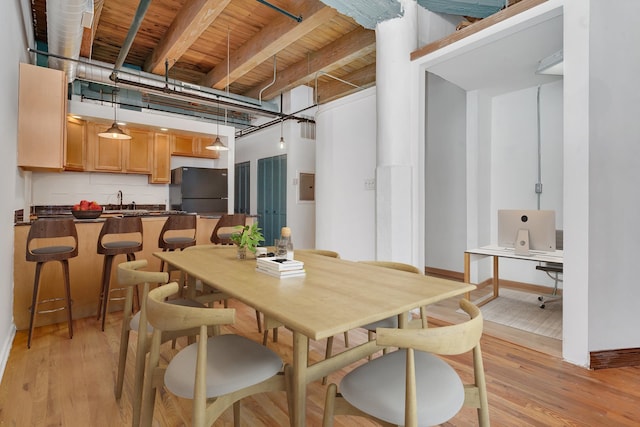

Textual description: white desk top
[466,245,563,264]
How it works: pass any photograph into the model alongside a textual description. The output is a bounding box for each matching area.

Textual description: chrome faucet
[117,190,123,210]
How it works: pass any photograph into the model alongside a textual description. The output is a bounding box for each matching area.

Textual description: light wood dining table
[154,246,475,427]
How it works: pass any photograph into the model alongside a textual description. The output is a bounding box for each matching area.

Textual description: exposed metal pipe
[314,70,363,104]
[27,48,278,113]
[46,0,87,82]
[536,85,543,209]
[113,0,152,73]
[236,104,318,139]
[259,56,278,104]
[256,0,302,22]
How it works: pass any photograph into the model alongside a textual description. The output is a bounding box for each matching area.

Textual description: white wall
[586,0,640,353]
[425,73,467,272]
[1,0,32,379]
[316,88,377,261]
[235,87,317,250]
[487,81,564,286]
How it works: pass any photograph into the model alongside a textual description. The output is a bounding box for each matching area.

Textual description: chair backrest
[146,282,235,332]
[117,259,169,288]
[158,214,197,247]
[358,260,421,275]
[297,249,340,258]
[556,229,563,251]
[210,214,246,244]
[97,216,143,254]
[375,299,486,426]
[26,218,78,262]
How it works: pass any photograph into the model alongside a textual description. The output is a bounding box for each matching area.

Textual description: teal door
[234,161,250,214]
[258,155,287,247]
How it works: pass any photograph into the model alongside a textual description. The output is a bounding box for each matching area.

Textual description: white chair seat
[165,334,283,399]
[340,349,464,426]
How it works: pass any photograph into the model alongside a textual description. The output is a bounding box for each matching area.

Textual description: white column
[375,0,418,263]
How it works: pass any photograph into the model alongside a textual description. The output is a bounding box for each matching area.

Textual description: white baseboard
[0,323,16,383]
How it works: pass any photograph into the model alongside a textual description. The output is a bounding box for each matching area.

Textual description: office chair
[536,229,563,309]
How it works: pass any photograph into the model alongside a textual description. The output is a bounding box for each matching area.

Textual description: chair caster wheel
[538,296,543,302]
[539,304,546,309]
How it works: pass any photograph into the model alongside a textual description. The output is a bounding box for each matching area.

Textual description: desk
[155,246,475,427]
[464,245,564,306]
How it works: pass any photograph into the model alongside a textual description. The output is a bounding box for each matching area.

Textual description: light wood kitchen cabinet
[171,134,220,159]
[90,124,152,173]
[93,124,124,171]
[125,129,152,173]
[65,117,86,171]
[17,63,68,171]
[150,133,171,183]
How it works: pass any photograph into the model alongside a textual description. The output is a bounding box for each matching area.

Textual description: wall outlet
[364,178,376,191]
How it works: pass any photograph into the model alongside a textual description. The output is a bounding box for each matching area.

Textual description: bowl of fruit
[71,200,103,219]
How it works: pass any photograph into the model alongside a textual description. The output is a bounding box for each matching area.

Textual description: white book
[256,257,304,272]
[256,266,306,278]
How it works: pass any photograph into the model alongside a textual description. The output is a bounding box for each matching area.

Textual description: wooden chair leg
[255,310,262,333]
[233,401,241,427]
[343,331,349,347]
[61,260,73,339]
[323,336,334,385]
[322,383,337,427]
[27,263,44,349]
[100,255,115,331]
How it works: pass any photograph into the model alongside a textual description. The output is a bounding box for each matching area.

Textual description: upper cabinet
[88,124,152,173]
[171,134,220,159]
[150,133,171,184]
[65,117,86,171]
[18,63,67,171]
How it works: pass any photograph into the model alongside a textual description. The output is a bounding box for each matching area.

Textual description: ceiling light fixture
[536,49,564,76]
[206,96,229,151]
[98,85,131,140]
[279,119,285,150]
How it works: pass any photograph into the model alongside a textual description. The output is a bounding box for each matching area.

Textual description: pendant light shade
[98,87,131,140]
[206,96,229,151]
[279,119,285,149]
[206,136,229,151]
[98,122,131,140]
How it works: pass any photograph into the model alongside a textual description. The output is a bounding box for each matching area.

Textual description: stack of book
[256,257,305,278]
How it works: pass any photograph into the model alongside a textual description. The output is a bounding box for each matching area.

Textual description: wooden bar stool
[25,218,78,349]
[157,214,197,273]
[96,216,143,331]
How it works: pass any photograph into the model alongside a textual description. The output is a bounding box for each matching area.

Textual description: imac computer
[497,210,556,256]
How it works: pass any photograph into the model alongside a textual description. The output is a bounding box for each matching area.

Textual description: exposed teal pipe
[256,0,302,22]
[113,0,152,73]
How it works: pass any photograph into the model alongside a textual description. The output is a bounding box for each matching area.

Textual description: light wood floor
[1,292,640,426]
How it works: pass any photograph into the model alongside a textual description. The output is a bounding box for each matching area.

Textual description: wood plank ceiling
[30,0,377,111]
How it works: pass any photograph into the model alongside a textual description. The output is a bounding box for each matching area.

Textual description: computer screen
[497,210,556,255]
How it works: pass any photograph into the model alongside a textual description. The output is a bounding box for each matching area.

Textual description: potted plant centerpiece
[230,222,265,259]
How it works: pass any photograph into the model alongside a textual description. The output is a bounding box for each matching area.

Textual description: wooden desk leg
[464,252,471,300]
[476,255,500,307]
[493,256,499,298]
[292,331,308,427]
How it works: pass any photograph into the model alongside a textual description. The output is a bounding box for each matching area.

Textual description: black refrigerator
[170,167,228,214]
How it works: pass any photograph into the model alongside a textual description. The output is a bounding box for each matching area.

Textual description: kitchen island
[13,214,232,330]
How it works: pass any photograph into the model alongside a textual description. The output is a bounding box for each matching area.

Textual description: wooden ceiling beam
[144,0,231,75]
[243,27,375,101]
[199,0,337,89]
[79,0,104,58]
[315,63,376,104]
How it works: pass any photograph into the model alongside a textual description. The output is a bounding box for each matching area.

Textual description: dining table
[154,246,476,427]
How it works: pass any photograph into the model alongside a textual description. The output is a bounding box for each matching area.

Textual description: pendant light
[206,97,229,151]
[279,119,285,149]
[98,87,131,140]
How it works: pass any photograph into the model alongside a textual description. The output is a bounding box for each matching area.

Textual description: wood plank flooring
[1,293,640,426]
